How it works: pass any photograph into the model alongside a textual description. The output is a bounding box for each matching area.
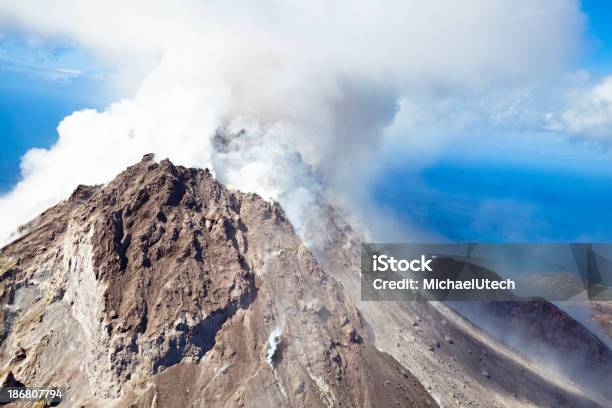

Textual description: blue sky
[0,33,110,191]
[0,70,109,190]
[1,1,612,242]
[582,0,612,73]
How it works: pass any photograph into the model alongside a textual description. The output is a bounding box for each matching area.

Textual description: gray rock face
[0,156,434,407]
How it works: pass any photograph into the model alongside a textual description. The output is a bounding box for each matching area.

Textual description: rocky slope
[590,301,612,340]
[2,153,611,408]
[305,204,612,407]
[0,155,434,407]
[460,300,612,400]
[484,300,611,367]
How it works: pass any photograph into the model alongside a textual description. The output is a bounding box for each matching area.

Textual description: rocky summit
[0,155,434,407]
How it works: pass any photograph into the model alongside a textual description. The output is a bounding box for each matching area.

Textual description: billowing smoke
[266,325,283,367]
[0,0,586,243]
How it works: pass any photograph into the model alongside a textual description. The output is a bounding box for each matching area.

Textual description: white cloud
[549,75,612,138]
[0,0,588,243]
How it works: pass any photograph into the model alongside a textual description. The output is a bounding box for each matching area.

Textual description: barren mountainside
[306,204,611,407]
[1,154,611,408]
[0,155,434,407]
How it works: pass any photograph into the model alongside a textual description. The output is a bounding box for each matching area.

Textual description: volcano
[0,155,610,407]
[0,155,434,407]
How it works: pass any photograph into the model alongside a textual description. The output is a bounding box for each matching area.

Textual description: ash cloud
[0,0,589,243]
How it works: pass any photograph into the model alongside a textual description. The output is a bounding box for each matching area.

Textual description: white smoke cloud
[549,75,612,138]
[0,0,587,243]
[266,325,283,367]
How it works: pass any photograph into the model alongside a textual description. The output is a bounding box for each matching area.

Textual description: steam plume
[0,0,585,243]
[266,326,282,367]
